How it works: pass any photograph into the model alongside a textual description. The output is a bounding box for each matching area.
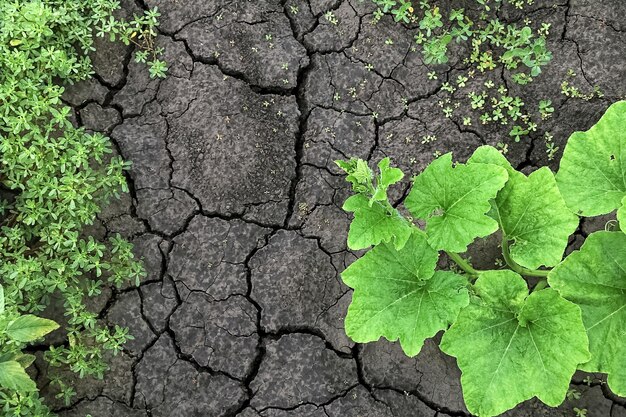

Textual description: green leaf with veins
[548,231,626,396]
[556,100,626,216]
[6,315,59,343]
[618,196,626,233]
[343,194,412,250]
[0,361,37,392]
[405,153,508,253]
[468,146,579,269]
[440,270,590,417]
[342,232,468,356]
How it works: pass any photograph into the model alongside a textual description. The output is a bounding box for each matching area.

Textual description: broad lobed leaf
[556,100,626,217]
[405,153,508,253]
[469,146,579,269]
[342,232,469,356]
[441,270,590,417]
[548,231,626,396]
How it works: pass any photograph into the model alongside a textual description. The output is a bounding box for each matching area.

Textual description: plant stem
[378,200,552,280]
[446,251,481,276]
[532,279,549,292]
[501,238,550,278]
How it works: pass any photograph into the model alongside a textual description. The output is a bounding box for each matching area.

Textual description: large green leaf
[556,100,626,216]
[343,194,412,250]
[548,231,626,396]
[441,270,590,417]
[6,314,59,343]
[342,232,469,356]
[0,361,37,392]
[469,146,579,269]
[405,153,508,252]
[0,284,4,315]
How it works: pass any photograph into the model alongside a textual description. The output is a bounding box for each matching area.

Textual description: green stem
[446,251,481,277]
[501,238,550,278]
[377,199,552,280]
[532,279,549,292]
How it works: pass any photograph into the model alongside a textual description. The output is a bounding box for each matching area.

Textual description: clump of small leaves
[371,0,558,146]
[324,10,339,25]
[0,0,163,414]
[439,80,541,143]
[336,100,626,417]
[372,0,551,80]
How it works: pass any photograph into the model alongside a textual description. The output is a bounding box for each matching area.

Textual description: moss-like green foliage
[0,0,165,413]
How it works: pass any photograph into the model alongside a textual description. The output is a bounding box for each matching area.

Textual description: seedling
[567,388,582,401]
[539,99,555,119]
[324,11,339,25]
[336,101,626,417]
[574,408,588,417]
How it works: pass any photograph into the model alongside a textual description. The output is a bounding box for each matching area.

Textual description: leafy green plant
[0,284,59,394]
[336,100,626,417]
[372,0,551,81]
[371,0,563,150]
[0,0,163,414]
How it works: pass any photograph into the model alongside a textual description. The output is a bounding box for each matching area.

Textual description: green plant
[324,10,339,25]
[566,388,581,401]
[0,284,59,394]
[0,0,162,414]
[372,0,551,80]
[539,99,554,119]
[336,101,626,417]
[371,0,558,145]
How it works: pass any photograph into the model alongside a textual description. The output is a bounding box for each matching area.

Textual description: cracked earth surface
[45,0,626,415]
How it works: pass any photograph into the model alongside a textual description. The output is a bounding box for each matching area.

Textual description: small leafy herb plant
[0,0,165,414]
[371,0,551,79]
[337,100,626,417]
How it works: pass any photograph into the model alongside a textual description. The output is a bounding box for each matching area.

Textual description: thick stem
[376,199,552,280]
[446,251,481,277]
[501,238,550,278]
[532,279,549,292]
